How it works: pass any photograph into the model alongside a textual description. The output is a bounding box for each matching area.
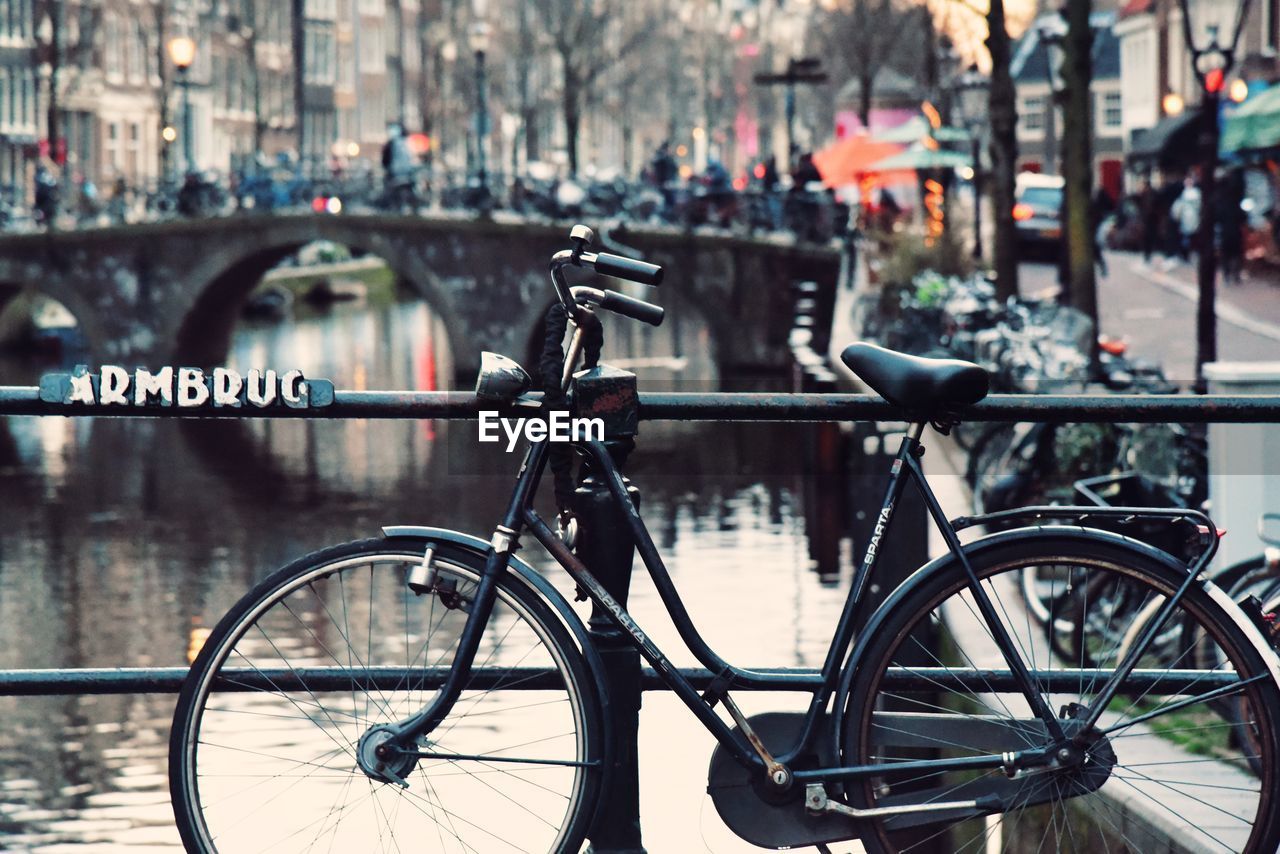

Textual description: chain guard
[707,712,859,848]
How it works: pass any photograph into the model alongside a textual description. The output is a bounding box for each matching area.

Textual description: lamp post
[168,36,197,174]
[954,65,989,261]
[1174,0,1254,392]
[753,57,827,172]
[469,18,491,196]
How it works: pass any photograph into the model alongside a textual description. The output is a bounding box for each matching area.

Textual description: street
[1019,252,1280,384]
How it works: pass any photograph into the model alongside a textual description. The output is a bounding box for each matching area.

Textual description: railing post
[577,439,646,854]
[572,363,646,853]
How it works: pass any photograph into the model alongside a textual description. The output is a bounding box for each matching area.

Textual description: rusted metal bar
[2,384,1279,423]
[0,666,1239,697]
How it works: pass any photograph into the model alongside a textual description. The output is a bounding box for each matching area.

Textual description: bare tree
[230,0,266,160]
[812,0,916,129]
[528,0,650,175]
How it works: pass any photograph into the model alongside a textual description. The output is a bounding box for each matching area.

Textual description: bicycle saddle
[840,342,988,413]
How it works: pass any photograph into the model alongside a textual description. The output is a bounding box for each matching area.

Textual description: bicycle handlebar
[549,224,666,327]
[593,252,663,287]
[598,289,665,326]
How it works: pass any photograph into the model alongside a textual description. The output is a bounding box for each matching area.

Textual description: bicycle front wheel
[170,537,604,853]
[842,534,1280,854]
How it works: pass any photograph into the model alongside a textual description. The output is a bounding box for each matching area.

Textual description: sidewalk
[1122,251,1280,341]
[1020,251,1280,385]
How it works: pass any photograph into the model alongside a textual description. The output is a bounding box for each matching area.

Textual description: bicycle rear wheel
[170,537,604,853]
[842,534,1280,854]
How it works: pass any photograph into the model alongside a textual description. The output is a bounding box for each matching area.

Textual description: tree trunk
[248,11,264,161]
[155,1,170,181]
[518,2,538,165]
[986,0,1020,300]
[563,68,581,176]
[1061,0,1097,366]
[858,72,874,130]
[292,0,306,167]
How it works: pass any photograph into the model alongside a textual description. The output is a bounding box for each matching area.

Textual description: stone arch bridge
[0,214,840,377]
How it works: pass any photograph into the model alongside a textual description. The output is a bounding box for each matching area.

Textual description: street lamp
[469,17,491,195]
[168,35,197,173]
[1174,0,1255,392]
[954,65,989,261]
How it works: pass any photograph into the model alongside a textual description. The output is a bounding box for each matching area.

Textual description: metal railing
[1,381,1275,698]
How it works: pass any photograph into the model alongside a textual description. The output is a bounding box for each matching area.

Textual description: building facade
[1118,0,1280,182]
[1011,11,1126,200]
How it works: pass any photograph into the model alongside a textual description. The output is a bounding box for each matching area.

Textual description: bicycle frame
[393,415,1120,786]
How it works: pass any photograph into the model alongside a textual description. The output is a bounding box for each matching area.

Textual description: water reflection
[0,298,864,851]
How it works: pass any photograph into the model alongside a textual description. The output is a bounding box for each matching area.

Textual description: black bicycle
[170,226,1280,853]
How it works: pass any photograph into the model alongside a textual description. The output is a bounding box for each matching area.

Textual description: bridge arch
[166,219,470,372]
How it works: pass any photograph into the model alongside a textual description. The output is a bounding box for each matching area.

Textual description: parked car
[1013,173,1064,261]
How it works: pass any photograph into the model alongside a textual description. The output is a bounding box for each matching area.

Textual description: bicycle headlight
[475,352,532,402]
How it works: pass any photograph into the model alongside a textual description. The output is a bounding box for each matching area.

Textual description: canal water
[0,293,904,852]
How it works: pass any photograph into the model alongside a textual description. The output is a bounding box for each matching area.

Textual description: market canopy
[1222,84,1280,154]
[812,134,906,185]
[864,147,972,172]
[873,117,971,146]
[1127,112,1200,170]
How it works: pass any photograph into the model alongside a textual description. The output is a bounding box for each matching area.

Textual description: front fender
[829,524,1280,745]
[380,525,606,689]
[382,525,616,835]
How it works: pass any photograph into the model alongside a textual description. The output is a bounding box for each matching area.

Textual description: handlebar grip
[600,290,665,326]
[594,252,664,287]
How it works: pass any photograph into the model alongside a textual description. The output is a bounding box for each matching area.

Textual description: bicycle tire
[170,537,604,853]
[842,534,1280,854]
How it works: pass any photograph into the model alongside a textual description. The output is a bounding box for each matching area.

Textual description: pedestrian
[1218,168,1247,285]
[1090,187,1114,278]
[791,152,822,188]
[381,123,416,210]
[648,141,678,214]
[760,156,781,229]
[34,162,58,229]
[1171,176,1201,263]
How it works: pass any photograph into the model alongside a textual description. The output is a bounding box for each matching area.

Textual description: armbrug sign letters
[38,365,336,410]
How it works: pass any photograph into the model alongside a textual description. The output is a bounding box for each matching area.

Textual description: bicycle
[170,225,1280,853]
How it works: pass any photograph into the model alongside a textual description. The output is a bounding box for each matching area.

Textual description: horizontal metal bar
[1,387,1279,422]
[0,665,1240,696]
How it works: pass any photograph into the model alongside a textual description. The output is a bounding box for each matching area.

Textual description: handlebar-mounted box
[571,364,638,439]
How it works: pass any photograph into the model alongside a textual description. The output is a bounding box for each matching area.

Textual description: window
[127,22,144,83]
[306,0,337,20]
[21,69,31,128]
[107,121,121,170]
[360,20,384,69]
[305,23,335,84]
[1020,95,1046,132]
[104,14,122,80]
[1102,91,1122,129]
[0,69,9,130]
